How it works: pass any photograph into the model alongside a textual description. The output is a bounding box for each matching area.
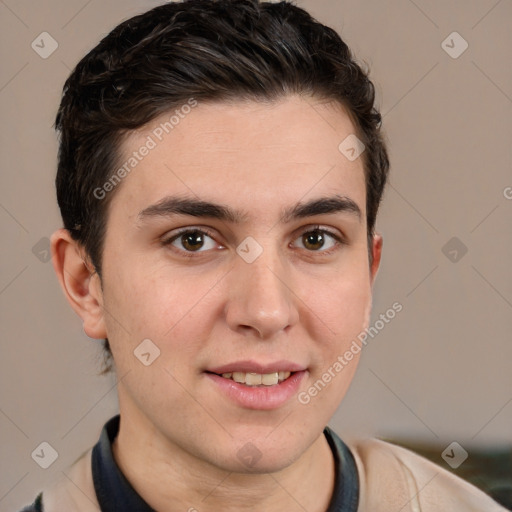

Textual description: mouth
[204,361,307,409]
[206,371,293,387]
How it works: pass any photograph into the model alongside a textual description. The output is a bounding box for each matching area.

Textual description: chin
[217,452,299,475]
[207,430,310,475]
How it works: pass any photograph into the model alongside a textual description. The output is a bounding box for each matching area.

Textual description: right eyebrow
[137,196,249,224]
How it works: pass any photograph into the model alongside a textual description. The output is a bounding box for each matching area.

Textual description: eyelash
[161,225,345,257]
[294,225,345,255]
[161,227,220,258]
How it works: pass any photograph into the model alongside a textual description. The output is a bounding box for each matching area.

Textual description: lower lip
[205,371,307,410]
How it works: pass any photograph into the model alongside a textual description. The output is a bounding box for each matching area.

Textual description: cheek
[100,256,222,361]
[300,273,371,420]
[308,261,373,341]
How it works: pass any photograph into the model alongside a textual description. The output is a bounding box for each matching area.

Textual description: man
[21,1,507,510]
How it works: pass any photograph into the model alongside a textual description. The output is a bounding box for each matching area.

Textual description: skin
[52,95,382,512]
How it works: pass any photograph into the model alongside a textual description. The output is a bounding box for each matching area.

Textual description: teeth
[232,372,245,383]
[221,371,291,386]
[261,373,278,385]
[245,373,262,385]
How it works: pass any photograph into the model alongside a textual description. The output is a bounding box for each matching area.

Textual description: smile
[205,368,307,410]
[216,371,292,387]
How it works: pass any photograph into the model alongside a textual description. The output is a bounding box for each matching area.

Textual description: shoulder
[20,447,99,512]
[344,437,508,512]
[18,492,43,512]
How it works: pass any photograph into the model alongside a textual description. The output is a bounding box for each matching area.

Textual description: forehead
[112,95,366,221]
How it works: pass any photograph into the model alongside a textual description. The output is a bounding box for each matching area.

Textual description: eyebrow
[137,194,362,224]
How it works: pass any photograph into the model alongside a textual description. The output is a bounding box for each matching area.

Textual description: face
[94,95,380,472]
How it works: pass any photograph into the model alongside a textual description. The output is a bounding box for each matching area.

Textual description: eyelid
[163,226,218,240]
[295,224,346,244]
[285,224,347,258]
[161,226,223,251]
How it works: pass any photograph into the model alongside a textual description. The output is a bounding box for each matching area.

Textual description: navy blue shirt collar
[92,415,359,512]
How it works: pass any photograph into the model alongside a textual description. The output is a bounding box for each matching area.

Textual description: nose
[224,246,299,339]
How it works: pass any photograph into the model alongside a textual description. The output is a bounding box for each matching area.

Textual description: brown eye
[292,228,342,253]
[181,231,206,251]
[164,229,219,253]
[303,230,325,250]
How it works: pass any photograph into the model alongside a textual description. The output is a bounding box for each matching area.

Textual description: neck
[111,412,336,512]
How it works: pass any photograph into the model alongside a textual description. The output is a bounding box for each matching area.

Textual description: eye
[162,228,221,253]
[292,227,343,253]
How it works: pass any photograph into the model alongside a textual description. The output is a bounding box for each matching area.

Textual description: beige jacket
[39,438,507,511]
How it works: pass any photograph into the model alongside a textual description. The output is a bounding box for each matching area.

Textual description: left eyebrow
[137,194,362,224]
[281,195,362,223]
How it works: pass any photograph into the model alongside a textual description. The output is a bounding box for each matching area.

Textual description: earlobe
[50,228,107,339]
[370,233,383,287]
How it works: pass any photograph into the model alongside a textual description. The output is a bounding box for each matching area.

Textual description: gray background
[1,0,511,510]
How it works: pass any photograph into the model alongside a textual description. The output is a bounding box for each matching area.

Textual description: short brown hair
[55,0,389,372]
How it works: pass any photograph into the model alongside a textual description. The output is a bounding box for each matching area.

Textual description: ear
[369,233,383,287]
[50,228,107,339]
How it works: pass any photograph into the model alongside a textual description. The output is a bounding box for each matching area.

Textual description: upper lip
[206,360,307,374]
